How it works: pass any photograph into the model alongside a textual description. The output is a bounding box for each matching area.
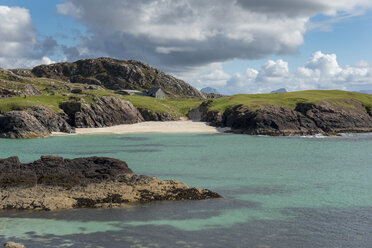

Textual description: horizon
[1,0,372,94]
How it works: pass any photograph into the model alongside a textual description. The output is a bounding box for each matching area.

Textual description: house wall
[155,90,166,99]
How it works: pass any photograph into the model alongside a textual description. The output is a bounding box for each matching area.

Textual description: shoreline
[52,121,230,136]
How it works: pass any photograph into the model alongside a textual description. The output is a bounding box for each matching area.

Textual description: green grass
[122,95,202,117]
[208,90,372,112]
[0,95,69,113]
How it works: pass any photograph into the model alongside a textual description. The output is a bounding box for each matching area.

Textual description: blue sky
[1,0,372,94]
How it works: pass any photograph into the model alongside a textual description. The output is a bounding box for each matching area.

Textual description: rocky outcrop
[223,105,321,136]
[60,96,144,128]
[193,99,372,136]
[138,108,178,121]
[0,107,72,138]
[0,156,221,210]
[32,57,205,98]
[0,68,41,98]
[0,85,41,98]
[3,242,25,248]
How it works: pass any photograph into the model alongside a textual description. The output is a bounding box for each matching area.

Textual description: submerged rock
[0,156,221,210]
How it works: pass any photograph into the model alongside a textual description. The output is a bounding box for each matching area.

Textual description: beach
[52,121,230,136]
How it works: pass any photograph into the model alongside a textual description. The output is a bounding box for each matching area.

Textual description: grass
[0,95,69,113]
[122,95,202,117]
[2,82,372,119]
[208,90,372,112]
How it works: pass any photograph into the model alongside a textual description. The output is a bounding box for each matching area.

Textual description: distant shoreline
[52,121,230,136]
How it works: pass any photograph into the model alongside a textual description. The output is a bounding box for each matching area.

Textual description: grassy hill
[2,65,372,119]
[207,90,372,113]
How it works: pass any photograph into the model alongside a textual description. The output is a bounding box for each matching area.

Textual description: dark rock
[70,88,83,94]
[0,156,221,210]
[0,111,50,138]
[223,105,321,136]
[27,106,72,133]
[295,100,372,134]
[32,57,205,98]
[188,100,223,125]
[60,96,144,127]
[195,99,372,136]
[138,108,178,121]
[0,156,133,187]
[0,106,72,138]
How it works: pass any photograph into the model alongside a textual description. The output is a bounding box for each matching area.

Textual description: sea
[1,132,372,248]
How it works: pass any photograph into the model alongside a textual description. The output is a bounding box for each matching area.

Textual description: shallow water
[1,132,372,247]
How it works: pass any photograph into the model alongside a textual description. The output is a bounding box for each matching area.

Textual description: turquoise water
[1,133,372,247]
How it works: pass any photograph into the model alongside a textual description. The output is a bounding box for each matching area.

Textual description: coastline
[52,121,230,136]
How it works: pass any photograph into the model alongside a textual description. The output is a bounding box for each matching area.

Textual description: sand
[52,121,230,136]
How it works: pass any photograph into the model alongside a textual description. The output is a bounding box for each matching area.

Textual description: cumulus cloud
[185,51,372,95]
[0,6,56,68]
[56,0,372,70]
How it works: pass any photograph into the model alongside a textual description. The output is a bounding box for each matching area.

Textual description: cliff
[190,91,372,136]
[0,156,221,210]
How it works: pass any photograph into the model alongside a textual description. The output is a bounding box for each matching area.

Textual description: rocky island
[0,156,220,211]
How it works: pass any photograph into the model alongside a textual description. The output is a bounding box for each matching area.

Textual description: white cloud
[256,60,290,82]
[0,6,58,69]
[179,51,372,95]
[0,6,36,58]
[56,0,372,70]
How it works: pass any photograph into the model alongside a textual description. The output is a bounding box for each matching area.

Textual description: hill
[29,57,205,99]
[189,90,372,136]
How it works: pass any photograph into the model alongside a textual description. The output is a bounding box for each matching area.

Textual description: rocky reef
[31,57,205,99]
[191,99,372,136]
[0,156,221,211]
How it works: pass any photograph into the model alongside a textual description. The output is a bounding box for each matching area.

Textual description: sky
[1,0,372,94]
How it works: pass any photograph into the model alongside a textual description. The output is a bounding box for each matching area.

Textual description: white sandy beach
[52,121,230,136]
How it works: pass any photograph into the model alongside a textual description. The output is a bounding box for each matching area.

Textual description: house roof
[147,87,162,96]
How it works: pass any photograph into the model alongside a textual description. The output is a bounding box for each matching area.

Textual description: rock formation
[0,106,71,138]
[0,156,221,210]
[137,107,177,121]
[60,96,144,128]
[0,96,145,138]
[192,99,372,136]
[32,58,205,99]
